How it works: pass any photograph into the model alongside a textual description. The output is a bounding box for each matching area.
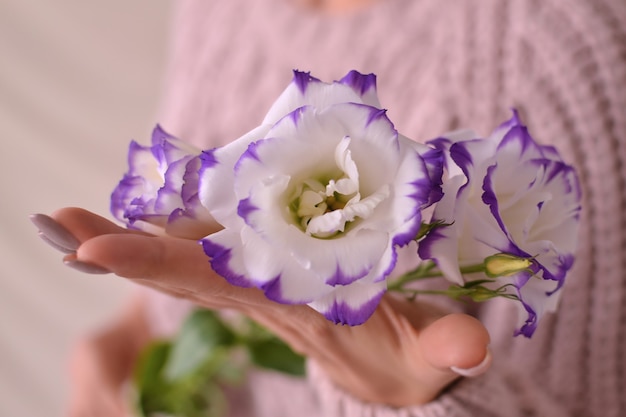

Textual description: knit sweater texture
[147,0,626,415]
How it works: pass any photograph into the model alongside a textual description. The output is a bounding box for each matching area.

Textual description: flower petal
[338,70,381,108]
[308,280,387,325]
[201,230,255,289]
[262,71,376,126]
[198,124,270,228]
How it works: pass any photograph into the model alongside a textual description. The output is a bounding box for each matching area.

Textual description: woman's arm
[66,293,151,417]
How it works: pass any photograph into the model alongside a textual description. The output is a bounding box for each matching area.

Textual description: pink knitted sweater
[147,0,626,415]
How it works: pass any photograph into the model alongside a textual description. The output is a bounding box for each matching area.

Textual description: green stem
[458,263,488,275]
[387,261,436,291]
[388,261,487,291]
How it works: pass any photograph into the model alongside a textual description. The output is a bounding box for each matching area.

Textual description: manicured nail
[450,348,492,377]
[63,255,110,275]
[30,213,80,252]
[38,232,75,254]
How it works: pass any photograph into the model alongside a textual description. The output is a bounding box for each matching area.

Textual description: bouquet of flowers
[113,69,581,416]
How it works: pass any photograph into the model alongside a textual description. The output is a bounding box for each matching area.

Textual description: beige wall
[0,1,171,415]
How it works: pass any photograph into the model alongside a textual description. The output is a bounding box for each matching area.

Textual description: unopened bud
[484,253,533,278]
[469,286,500,302]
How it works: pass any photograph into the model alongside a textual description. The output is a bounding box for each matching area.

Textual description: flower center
[288,136,361,238]
[286,136,390,239]
[291,177,359,237]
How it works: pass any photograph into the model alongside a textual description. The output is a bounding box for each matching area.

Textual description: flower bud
[484,253,533,278]
[469,286,501,302]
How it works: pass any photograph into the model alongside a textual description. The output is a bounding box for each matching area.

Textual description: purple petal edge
[515,302,538,337]
[293,70,321,94]
[326,264,370,286]
[339,70,377,96]
[151,124,176,146]
[322,290,385,326]
[200,149,219,169]
[416,226,447,261]
[234,140,265,174]
[420,147,445,206]
[259,276,312,305]
[200,239,254,288]
[237,197,259,225]
[365,107,389,127]
[449,140,479,178]
[495,109,522,133]
[181,156,202,206]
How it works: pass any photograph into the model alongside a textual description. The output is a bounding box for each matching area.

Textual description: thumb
[387,313,491,405]
[419,313,491,378]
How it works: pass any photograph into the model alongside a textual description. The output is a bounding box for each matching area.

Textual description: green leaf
[135,340,171,390]
[133,310,306,417]
[163,309,237,381]
[247,337,306,376]
[132,340,173,416]
[166,380,227,417]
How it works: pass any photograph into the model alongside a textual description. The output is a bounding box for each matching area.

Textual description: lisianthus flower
[199,70,443,325]
[419,111,581,336]
[111,125,217,239]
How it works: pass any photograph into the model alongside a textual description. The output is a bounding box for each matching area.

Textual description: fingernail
[38,232,75,254]
[450,348,492,377]
[63,255,110,275]
[30,213,80,252]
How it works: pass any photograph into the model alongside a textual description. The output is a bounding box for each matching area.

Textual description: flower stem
[388,260,522,303]
[388,261,486,291]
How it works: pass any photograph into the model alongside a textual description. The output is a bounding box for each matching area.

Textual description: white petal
[306,210,346,236]
[264,259,331,304]
[234,113,341,201]
[331,136,359,194]
[308,280,387,325]
[362,145,430,233]
[420,222,464,285]
[297,190,325,218]
[202,229,254,288]
[239,227,285,283]
[465,203,514,256]
[199,124,270,228]
[262,76,366,125]
[287,227,390,285]
[130,147,163,186]
[342,185,389,222]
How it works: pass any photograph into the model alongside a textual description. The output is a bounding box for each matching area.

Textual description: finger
[418,313,491,374]
[397,312,491,404]
[360,305,490,406]
[75,233,272,310]
[51,207,146,242]
[72,232,329,346]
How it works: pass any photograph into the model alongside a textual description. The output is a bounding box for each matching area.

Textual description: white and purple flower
[111,125,217,239]
[419,111,581,336]
[199,71,443,325]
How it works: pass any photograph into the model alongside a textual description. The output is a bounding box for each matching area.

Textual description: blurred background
[0,1,171,415]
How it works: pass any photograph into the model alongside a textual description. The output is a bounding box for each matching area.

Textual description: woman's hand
[36,207,491,407]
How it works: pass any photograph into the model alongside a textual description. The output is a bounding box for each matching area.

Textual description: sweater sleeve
[306,360,571,417]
